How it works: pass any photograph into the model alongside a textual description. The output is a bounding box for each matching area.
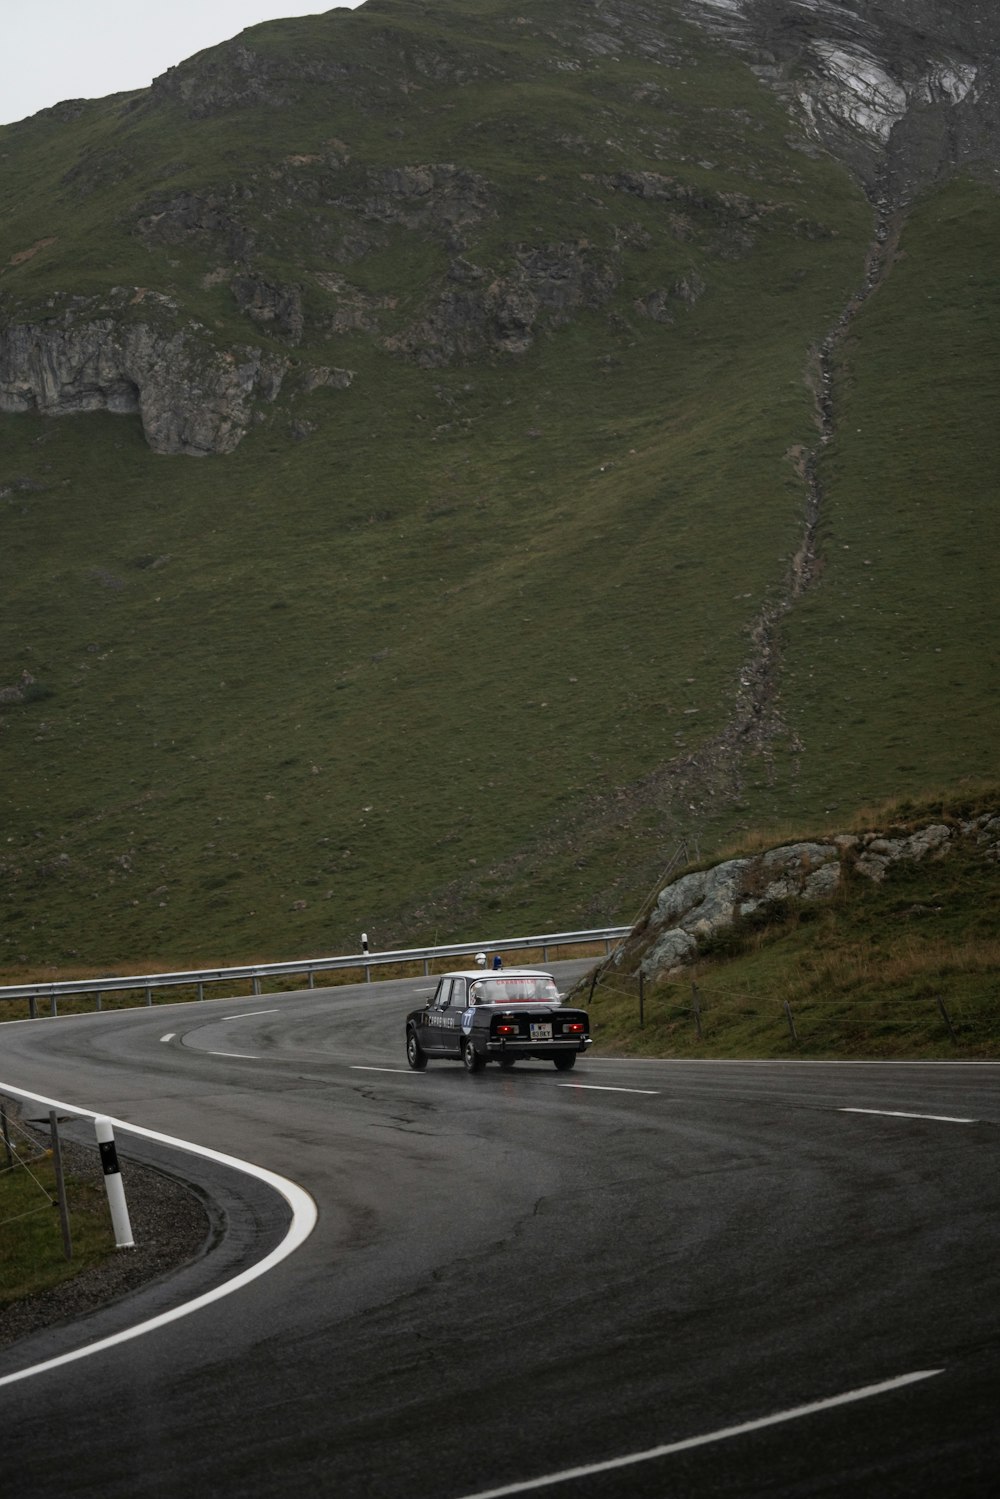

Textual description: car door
[445,978,468,1059]
[422,978,454,1056]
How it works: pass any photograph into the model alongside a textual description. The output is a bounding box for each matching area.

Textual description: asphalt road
[1,961,999,1498]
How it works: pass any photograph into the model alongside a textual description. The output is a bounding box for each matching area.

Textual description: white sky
[0,1,365,126]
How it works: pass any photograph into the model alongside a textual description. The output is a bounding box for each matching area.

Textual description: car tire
[463,1039,484,1073]
[406,1028,428,1071]
[552,1052,577,1071]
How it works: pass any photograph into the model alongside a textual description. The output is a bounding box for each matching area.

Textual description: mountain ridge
[0,1,996,975]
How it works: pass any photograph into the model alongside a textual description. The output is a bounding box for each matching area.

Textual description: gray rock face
[0,294,287,454]
[637,817,992,978]
[683,0,999,195]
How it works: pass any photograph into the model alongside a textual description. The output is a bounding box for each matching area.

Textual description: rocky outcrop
[0,291,287,455]
[682,0,998,196]
[635,815,1000,978]
[385,241,620,364]
[230,275,304,344]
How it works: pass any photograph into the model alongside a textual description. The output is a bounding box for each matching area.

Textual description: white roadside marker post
[95,1117,135,1249]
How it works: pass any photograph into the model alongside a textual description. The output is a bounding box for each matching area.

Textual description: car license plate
[530,1023,553,1040]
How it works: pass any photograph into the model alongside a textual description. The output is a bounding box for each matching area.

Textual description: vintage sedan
[405,967,592,1073]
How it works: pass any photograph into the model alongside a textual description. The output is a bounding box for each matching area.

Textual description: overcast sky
[0,2,365,126]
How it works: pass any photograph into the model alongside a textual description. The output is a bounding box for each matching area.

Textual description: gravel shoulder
[0,1128,213,1353]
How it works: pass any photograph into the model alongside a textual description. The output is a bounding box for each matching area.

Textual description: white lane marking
[160,1033,175,1043]
[207,1051,259,1060]
[351,1065,422,1075]
[840,1107,976,1125]
[0,1080,317,1390]
[455,1369,943,1499]
[557,1083,660,1096]
[221,1009,279,1021]
[584,1057,1000,1068]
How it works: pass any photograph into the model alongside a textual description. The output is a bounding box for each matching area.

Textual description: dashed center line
[558,1084,660,1096]
[207,1051,259,1061]
[840,1107,976,1125]
[222,1009,279,1021]
[455,1369,943,1498]
[351,1065,422,1075]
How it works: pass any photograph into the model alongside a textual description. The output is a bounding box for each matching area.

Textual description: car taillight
[564,1022,585,1034]
[496,1024,519,1036]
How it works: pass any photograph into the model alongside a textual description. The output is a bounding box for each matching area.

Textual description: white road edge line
[350,1065,422,1075]
[0,1080,318,1390]
[455,1369,943,1499]
[557,1084,660,1095]
[839,1107,976,1124]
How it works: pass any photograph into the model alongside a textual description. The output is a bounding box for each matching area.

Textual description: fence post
[48,1110,73,1261]
[783,1001,798,1043]
[1,1100,13,1170]
[639,970,645,1029]
[691,982,703,1041]
[94,1118,135,1249]
[936,993,958,1045]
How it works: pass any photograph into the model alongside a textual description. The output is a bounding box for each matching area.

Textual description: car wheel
[463,1039,484,1073]
[406,1028,428,1071]
[552,1052,577,1072]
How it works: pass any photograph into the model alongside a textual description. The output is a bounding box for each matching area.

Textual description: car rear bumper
[486,1037,592,1054]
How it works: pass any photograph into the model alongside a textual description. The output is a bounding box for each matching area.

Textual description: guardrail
[0,927,631,1020]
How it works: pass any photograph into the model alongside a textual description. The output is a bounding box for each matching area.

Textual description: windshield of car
[469,976,560,1005]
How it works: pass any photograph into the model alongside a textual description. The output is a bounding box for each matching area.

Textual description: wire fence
[586,972,1000,1050]
[0,1099,57,1230]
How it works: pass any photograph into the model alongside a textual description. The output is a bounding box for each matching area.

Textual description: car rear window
[470,976,560,1004]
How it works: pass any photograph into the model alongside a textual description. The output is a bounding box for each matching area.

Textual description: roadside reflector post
[95,1117,135,1250]
[362,932,371,983]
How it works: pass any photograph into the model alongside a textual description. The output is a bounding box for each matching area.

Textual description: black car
[405,968,593,1073]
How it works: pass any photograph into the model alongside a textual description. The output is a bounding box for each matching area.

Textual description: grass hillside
[0,0,997,982]
[586,784,1000,1059]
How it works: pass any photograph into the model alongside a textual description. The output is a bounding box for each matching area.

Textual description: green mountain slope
[0,0,996,976]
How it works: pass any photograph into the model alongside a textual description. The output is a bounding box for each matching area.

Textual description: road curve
[1,962,998,1498]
